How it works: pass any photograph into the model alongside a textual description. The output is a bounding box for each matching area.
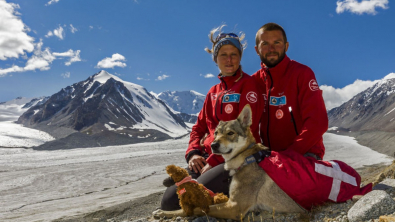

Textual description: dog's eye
[214,131,218,135]
[227,132,234,136]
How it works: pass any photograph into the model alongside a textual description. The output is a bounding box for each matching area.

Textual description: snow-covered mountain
[0,97,48,121]
[328,74,395,131]
[328,73,395,157]
[156,90,205,115]
[18,71,189,148]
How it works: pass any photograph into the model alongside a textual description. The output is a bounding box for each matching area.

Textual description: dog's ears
[237,104,252,128]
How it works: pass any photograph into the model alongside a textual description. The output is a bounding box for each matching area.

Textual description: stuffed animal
[166,164,229,216]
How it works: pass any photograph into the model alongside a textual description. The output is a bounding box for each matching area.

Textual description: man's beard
[260,50,286,68]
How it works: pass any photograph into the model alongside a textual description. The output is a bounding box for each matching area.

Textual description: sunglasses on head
[215,33,239,41]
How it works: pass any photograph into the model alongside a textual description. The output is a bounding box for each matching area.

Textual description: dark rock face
[17,71,189,149]
[328,77,395,157]
[328,78,395,132]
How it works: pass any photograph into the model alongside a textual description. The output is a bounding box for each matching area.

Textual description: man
[252,23,328,160]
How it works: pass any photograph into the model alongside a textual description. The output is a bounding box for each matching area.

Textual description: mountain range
[16,71,198,149]
[328,74,395,157]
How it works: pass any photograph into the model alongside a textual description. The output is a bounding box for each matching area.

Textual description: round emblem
[246,92,258,103]
[225,104,233,114]
[275,109,284,119]
[309,79,319,91]
[225,96,229,102]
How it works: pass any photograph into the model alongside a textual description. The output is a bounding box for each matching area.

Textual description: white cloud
[45,31,53,37]
[96,53,127,69]
[53,26,64,40]
[321,79,377,110]
[0,40,55,76]
[45,26,65,40]
[61,72,70,78]
[89,26,94,30]
[70,24,78,33]
[200,73,215,78]
[53,49,81,66]
[336,0,389,15]
[156,74,169,81]
[45,0,60,6]
[0,0,35,60]
[0,40,81,76]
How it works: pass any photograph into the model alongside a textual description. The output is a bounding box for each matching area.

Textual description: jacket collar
[260,55,291,82]
[217,67,243,89]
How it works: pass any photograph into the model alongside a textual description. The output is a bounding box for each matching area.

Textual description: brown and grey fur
[153,105,305,220]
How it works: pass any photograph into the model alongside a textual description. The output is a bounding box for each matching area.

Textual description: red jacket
[252,55,328,159]
[259,149,372,210]
[186,69,264,167]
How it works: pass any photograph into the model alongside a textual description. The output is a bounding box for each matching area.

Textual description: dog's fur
[165,165,228,216]
[154,105,305,220]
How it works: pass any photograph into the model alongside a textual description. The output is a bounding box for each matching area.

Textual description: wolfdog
[153,105,304,220]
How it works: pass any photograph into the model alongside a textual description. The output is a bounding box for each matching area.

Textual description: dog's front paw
[152,209,165,219]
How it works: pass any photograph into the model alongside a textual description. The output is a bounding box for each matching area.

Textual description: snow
[0,121,54,147]
[328,126,338,131]
[0,97,34,121]
[0,129,393,221]
[323,133,392,169]
[89,71,188,137]
[384,106,395,116]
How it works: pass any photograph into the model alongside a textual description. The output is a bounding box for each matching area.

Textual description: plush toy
[166,164,229,216]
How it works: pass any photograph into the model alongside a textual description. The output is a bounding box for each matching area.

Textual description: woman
[161,25,264,211]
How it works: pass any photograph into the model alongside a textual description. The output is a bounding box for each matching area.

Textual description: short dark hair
[255,23,287,46]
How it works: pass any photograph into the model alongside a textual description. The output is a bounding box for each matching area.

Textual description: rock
[374,179,395,191]
[348,190,395,222]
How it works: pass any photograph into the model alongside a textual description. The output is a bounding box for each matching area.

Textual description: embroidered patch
[225,104,233,114]
[246,92,258,103]
[270,96,286,106]
[211,93,217,101]
[222,93,241,103]
[275,109,284,119]
[309,79,319,91]
[178,188,186,195]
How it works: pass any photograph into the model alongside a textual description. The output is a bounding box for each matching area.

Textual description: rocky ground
[57,161,395,222]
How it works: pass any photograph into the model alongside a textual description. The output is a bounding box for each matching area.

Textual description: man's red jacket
[259,149,372,210]
[252,55,328,159]
[186,69,264,167]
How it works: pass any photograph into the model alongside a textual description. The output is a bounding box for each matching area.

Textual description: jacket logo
[211,93,217,101]
[246,92,258,103]
[225,104,233,114]
[309,79,319,91]
[222,93,240,103]
[270,96,286,106]
[275,109,284,119]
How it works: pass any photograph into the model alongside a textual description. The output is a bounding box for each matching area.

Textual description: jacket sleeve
[287,67,328,154]
[185,93,210,163]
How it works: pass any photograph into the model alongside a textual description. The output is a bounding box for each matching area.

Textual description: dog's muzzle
[211,142,220,153]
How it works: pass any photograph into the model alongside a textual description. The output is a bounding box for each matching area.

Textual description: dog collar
[235,146,271,172]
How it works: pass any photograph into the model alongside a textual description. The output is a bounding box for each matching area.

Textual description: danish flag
[259,149,372,210]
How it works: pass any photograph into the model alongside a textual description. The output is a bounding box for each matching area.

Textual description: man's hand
[188,155,207,174]
[200,164,212,174]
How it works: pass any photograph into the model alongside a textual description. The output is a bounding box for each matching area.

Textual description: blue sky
[0,0,394,110]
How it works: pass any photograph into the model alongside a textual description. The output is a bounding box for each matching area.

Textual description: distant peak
[93,70,121,84]
[383,73,395,81]
[190,90,204,96]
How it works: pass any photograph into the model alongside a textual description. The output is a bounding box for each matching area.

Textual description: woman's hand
[200,164,212,174]
[188,155,207,174]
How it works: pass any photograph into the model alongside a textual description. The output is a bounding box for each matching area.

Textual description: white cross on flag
[315,161,357,202]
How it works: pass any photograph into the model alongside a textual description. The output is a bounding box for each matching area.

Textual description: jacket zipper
[266,69,273,149]
[288,106,299,136]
